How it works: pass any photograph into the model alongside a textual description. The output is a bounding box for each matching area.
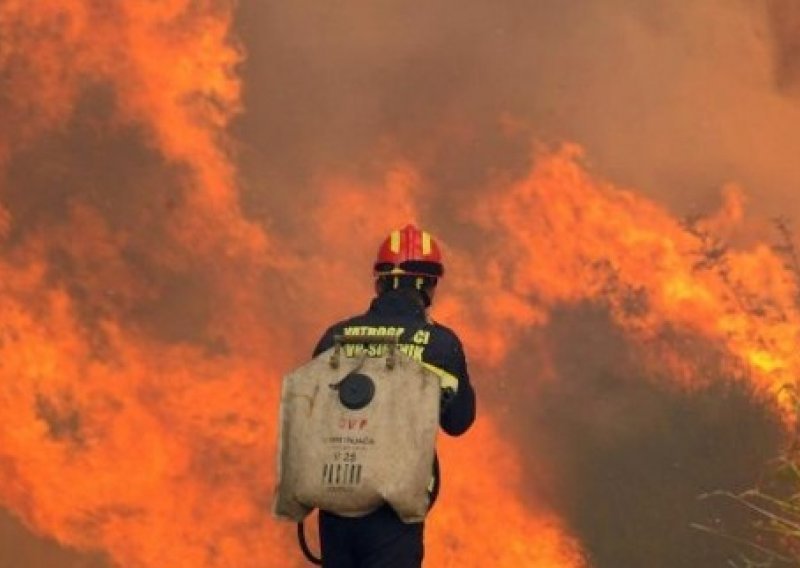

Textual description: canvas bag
[273,336,441,523]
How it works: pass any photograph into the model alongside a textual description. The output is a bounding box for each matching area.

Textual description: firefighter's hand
[440,387,456,413]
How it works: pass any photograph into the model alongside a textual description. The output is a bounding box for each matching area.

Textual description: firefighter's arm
[440,378,475,436]
[425,339,476,436]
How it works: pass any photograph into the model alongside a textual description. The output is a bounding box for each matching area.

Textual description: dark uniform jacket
[311,289,476,566]
[312,288,476,438]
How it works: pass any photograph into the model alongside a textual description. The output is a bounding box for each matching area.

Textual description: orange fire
[0,1,797,567]
[440,144,800,413]
[0,0,285,565]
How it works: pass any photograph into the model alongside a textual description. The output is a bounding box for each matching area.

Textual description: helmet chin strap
[382,275,435,307]
[419,289,432,308]
[415,277,432,307]
[387,281,431,307]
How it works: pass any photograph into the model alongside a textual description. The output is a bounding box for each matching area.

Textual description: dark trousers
[318,505,424,568]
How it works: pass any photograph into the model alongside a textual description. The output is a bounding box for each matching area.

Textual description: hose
[297,519,323,565]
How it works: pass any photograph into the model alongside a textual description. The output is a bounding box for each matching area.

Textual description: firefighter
[311,224,477,568]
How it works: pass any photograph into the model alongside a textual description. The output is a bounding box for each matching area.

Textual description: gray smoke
[236,0,800,234]
[496,305,783,567]
[0,510,109,568]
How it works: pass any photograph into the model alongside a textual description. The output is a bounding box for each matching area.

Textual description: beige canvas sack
[273,336,441,523]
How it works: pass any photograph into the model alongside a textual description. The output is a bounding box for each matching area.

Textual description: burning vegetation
[2,1,800,567]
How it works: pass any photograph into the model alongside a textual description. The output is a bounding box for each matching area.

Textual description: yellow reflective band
[422,362,459,391]
[421,231,431,255]
[390,230,401,253]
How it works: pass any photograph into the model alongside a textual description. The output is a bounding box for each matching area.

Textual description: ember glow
[0,1,797,567]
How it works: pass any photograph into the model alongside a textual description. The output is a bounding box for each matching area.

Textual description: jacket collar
[367,289,427,318]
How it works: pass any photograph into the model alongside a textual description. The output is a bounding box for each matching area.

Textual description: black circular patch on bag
[338,373,375,410]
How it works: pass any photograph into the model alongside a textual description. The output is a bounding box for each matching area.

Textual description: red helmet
[373,224,444,278]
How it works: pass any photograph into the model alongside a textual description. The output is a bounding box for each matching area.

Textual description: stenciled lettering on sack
[339,417,368,430]
[323,435,374,445]
[322,451,363,489]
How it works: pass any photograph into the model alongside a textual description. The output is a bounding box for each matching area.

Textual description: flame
[0,1,287,566]
[1,0,798,567]
[440,144,800,415]
[428,418,585,567]
[1,1,585,565]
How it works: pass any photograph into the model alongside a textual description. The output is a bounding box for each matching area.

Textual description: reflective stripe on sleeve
[422,362,459,391]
